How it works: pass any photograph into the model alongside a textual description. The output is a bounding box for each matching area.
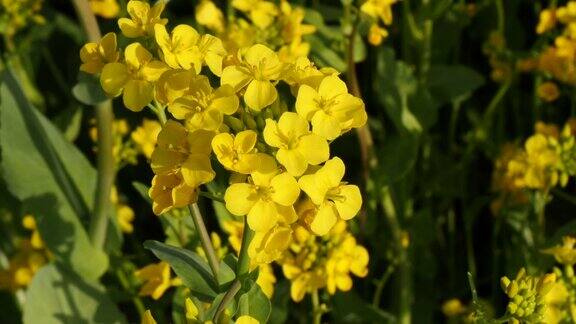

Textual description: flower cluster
[0,215,48,291]
[360,0,398,46]
[0,0,44,42]
[500,268,556,324]
[279,220,369,302]
[541,237,576,324]
[195,0,316,63]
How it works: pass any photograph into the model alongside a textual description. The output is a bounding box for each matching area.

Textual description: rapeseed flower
[195,0,225,33]
[298,157,362,235]
[212,130,263,174]
[295,75,366,140]
[100,42,168,111]
[543,236,576,266]
[149,172,198,215]
[80,32,119,75]
[135,261,181,300]
[131,119,161,159]
[232,0,278,29]
[221,44,284,111]
[90,0,120,18]
[118,0,167,38]
[263,112,329,176]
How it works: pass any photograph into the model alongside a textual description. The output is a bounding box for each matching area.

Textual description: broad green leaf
[23,263,126,324]
[376,134,420,186]
[427,65,485,104]
[53,106,83,142]
[375,47,422,134]
[72,73,108,106]
[143,240,218,300]
[0,70,108,279]
[236,280,271,323]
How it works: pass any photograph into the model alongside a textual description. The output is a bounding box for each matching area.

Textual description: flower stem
[198,191,225,204]
[213,279,241,322]
[236,217,254,277]
[188,204,220,283]
[311,289,323,324]
[71,0,115,251]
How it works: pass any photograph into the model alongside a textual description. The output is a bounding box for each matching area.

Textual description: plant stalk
[71,0,115,251]
[188,204,220,283]
[236,217,254,277]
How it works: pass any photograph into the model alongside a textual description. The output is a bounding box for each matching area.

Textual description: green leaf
[132,181,152,204]
[72,73,108,106]
[268,280,290,324]
[427,65,485,104]
[23,263,126,324]
[53,106,83,142]
[307,35,347,72]
[218,254,237,289]
[0,70,108,279]
[236,280,271,323]
[375,47,422,134]
[376,134,420,186]
[332,291,396,323]
[143,240,218,299]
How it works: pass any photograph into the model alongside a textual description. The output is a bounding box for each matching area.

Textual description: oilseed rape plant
[7,0,576,323]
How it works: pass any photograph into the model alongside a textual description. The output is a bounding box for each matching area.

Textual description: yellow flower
[236,315,259,324]
[221,44,284,111]
[256,263,276,298]
[360,0,397,26]
[543,236,576,266]
[141,310,157,324]
[100,42,168,111]
[131,119,162,159]
[22,214,43,249]
[283,57,337,92]
[117,204,135,233]
[135,261,181,300]
[0,240,47,291]
[506,134,560,190]
[278,1,315,44]
[500,269,556,323]
[79,32,119,74]
[325,232,369,294]
[195,0,225,33]
[224,165,300,232]
[441,299,467,318]
[90,0,120,18]
[149,172,198,215]
[154,24,203,70]
[295,75,366,140]
[537,9,557,34]
[212,130,263,174]
[278,40,311,64]
[368,24,388,46]
[150,120,215,188]
[118,0,167,38]
[168,75,239,131]
[232,0,278,29]
[248,224,293,264]
[298,157,362,235]
[263,112,329,176]
[537,81,560,102]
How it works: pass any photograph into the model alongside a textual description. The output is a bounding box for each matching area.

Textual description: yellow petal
[235,130,258,153]
[187,129,214,155]
[118,18,143,38]
[181,154,215,187]
[221,66,252,91]
[278,111,309,139]
[270,172,300,206]
[141,310,157,324]
[276,148,307,176]
[335,185,362,220]
[244,80,277,111]
[310,203,338,235]
[318,75,348,98]
[142,61,168,81]
[225,183,257,215]
[297,134,329,165]
[298,173,328,205]
[263,119,284,148]
[311,110,341,140]
[100,62,129,96]
[236,315,259,324]
[210,91,239,115]
[184,298,199,320]
[295,84,320,120]
[248,199,277,232]
[125,42,152,70]
[320,157,346,188]
[123,79,154,111]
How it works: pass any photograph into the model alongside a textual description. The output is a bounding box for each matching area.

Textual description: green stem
[236,217,254,277]
[419,18,433,84]
[188,204,220,283]
[213,279,241,322]
[372,263,396,307]
[148,103,167,125]
[198,191,225,204]
[311,289,323,324]
[71,0,115,251]
[495,0,505,35]
[382,187,411,324]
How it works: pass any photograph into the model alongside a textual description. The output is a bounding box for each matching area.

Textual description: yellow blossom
[537,81,560,102]
[195,0,225,33]
[221,44,284,111]
[224,164,300,232]
[263,112,329,176]
[507,134,559,190]
[0,240,47,291]
[298,157,362,235]
[248,224,293,264]
[279,1,315,44]
[131,119,162,159]
[537,9,557,34]
[150,120,215,188]
[135,261,181,300]
[168,75,238,131]
[212,130,263,174]
[295,75,366,140]
[368,24,388,46]
[441,299,467,318]
[360,0,397,26]
[22,214,43,249]
[236,315,259,324]
[90,0,120,19]
[100,42,168,111]
[543,236,576,266]
[149,172,198,215]
[80,32,119,74]
[117,204,135,233]
[118,0,167,38]
[141,310,157,324]
[232,0,278,29]
[256,263,276,298]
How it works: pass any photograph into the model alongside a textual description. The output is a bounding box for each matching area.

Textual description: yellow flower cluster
[0,0,44,42]
[541,237,576,324]
[536,2,576,87]
[195,0,316,63]
[0,215,48,291]
[279,220,369,302]
[500,268,556,324]
[135,261,182,300]
[360,0,398,46]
